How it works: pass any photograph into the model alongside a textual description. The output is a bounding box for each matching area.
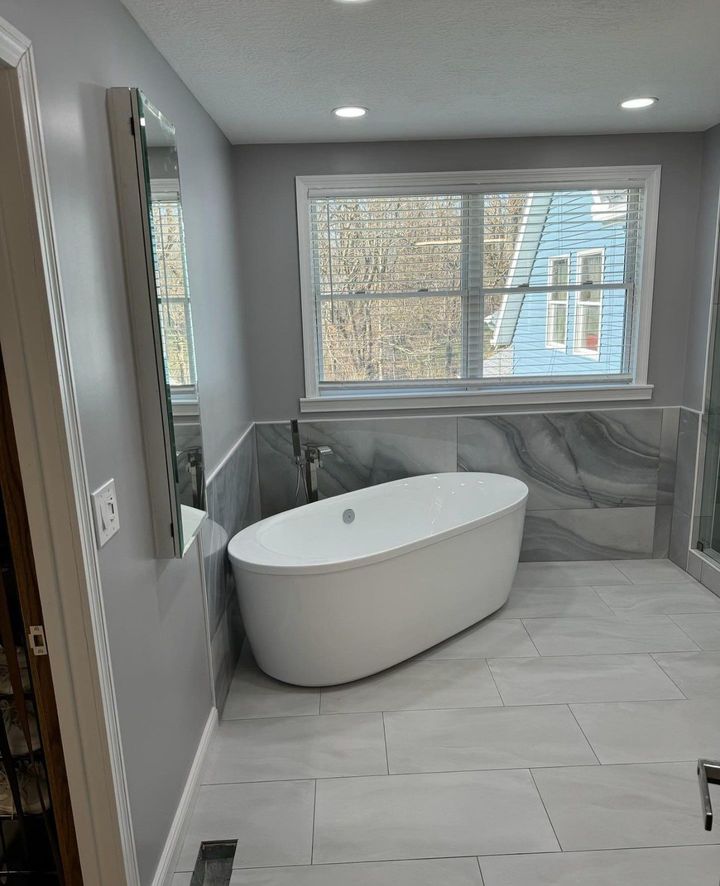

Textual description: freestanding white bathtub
[228,472,528,686]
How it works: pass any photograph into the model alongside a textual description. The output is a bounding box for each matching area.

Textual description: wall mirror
[108,87,205,558]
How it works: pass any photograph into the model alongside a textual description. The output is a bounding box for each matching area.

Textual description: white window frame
[546,255,570,350]
[572,248,605,360]
[295,165,661,413]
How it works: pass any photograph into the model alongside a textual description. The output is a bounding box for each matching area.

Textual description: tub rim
[228,472,528,577]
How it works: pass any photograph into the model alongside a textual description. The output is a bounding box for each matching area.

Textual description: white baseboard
[152,707,218,886]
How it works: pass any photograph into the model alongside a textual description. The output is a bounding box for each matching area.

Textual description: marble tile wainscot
[669,407,701,569]
[202,426,262,707]
[256,406,682,562]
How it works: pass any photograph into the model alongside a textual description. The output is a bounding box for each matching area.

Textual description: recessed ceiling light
[620,97,658,110]
[332,106,368,119]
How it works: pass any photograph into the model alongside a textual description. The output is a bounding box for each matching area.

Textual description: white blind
[307,184,645,391]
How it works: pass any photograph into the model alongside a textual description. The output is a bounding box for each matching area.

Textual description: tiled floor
[174,559,720,885]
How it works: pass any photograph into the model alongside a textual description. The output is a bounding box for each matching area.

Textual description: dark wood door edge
[0,350,83,884]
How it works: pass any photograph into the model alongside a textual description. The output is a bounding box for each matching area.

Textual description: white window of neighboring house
[295,166,660,412]
[546,256,570,349]
[573,249,604,360]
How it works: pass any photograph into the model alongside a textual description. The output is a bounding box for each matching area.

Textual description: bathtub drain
[342,508,355,524]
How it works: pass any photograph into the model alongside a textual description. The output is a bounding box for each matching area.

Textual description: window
[296,167,659,409]
[573,249,604,358]
[546,256,569,349]
[149,184,197,387]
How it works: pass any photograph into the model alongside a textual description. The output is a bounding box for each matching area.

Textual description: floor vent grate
[189,840,237,886]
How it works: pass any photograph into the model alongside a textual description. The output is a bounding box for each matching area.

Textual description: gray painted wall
[0,0,251,881]
[683,123,720,411]
[234,133,703,422]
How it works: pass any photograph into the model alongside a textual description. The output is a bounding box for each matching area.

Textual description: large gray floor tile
[522,616,699,655]
[497,586,613,618]
[313,770,558,863]
[203,714,388,783]
[488,654,684,705]
[611,559,696,584]
[571,698,720,763]
[653,652,720,697]
[595,583,720,615]
[222,666,320,720]
[384,705,597,774]
[176,781,314,872]
[513,561,629,588]
[670,613,720,650]
[419,618,538,659]
[229,858,484,884]
[480,846,720,886]
[319,660,502,714]
[532,762,720,850]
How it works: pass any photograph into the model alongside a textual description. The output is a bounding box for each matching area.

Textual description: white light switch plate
[91,478,120,547]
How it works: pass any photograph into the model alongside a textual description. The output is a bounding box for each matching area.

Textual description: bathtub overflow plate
[342,508,355,524]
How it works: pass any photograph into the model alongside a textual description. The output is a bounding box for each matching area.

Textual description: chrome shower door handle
[697,759,720,830]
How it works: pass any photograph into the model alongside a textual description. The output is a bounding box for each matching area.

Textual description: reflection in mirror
[138,93,205,515]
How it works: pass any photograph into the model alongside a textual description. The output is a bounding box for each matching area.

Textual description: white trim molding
[296,165,661,412]
[0,16,139,885]
[300,383,654,414]
[151,708,218,886]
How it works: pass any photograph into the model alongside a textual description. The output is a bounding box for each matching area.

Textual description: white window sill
[299,383,654,414]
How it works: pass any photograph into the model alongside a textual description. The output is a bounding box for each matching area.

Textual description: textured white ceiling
[121,0,720,144]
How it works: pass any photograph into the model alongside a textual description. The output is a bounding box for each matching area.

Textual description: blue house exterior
[491,189,632,378]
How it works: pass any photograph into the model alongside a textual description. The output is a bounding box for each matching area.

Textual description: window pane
[311,196,464,296]
[575,303,601,353]
[319,296,462,382]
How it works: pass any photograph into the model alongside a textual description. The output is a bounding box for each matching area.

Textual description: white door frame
[0,17,139,886]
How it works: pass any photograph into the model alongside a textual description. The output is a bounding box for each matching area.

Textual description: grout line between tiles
[381,712,390,774]
[650,654,691,699]
[476,855,486,885]
[483,658,506,705]
[566,704,602,765]
[528,768,562,853]
[202,759,703,789]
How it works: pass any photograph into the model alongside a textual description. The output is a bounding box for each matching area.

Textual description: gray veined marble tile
[319,659,502,714]
[458,410,661,511]
[312,770,559,863]
[595,582,720,616]
[652,652,720,697]
[513,560,629,587]
[531,762,720,850]
[674,408,700,516]
[570,698,720,763]
[229,859,485,885]
[498,586,614,619]
[479,846,720,886]
[304,418,457,500]
[521,615,699,655]
[176,781,314,872]
[611,558,695,584]
[222,665,320,720]
[384,705,597,774]
[417,617,538,659]
[668,507,692,570]
[255,418,457,516]
[202,713,388,783]
[670,612,720,649]
[521,507,656,561]
[488,654,684,705]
